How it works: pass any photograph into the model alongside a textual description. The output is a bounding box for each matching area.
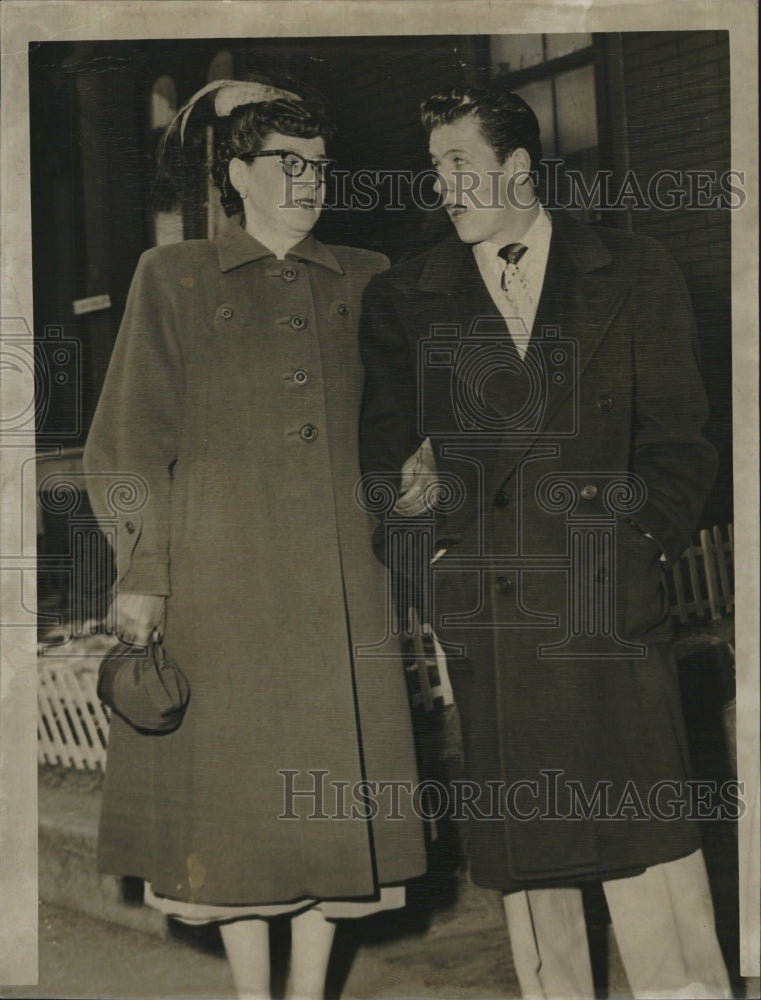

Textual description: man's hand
[113,592,166,645]
[394,438,439,516]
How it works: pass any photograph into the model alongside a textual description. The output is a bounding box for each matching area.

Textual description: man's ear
[505,147,532,182]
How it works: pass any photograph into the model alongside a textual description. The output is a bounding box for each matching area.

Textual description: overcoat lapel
[410,218,632,513]
[417,231,502,329]
[530,212,632,417]
[484,215,632,497]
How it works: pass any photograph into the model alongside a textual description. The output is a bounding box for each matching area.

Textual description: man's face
[429,116,534,245]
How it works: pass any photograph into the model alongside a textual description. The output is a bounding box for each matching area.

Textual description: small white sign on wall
[72,293,111,316]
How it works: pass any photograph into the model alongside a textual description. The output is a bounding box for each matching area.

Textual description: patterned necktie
[497,242,533,355]
[498,242,527,269]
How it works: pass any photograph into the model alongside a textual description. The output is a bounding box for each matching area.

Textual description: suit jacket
[359,212,718,890]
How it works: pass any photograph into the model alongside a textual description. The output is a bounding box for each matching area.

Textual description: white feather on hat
[171,78,302,146]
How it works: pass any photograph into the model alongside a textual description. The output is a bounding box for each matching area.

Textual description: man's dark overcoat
[84,218,426,906]
[359,212,718,892]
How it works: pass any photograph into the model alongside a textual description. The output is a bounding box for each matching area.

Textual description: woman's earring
[240,187,248,200]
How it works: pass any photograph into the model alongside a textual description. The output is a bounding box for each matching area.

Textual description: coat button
[595,568,608,583]
[580,483,598,500]
[299,423,318,442]
[293,369,309,385]
[596,393,613,411]
[125,521,136,534]
[290,314,307,331]
[220,306,233,320]
[495,575,512,594]
[281,267,298,282]
[337,302,350,316]
[494,489,510,508]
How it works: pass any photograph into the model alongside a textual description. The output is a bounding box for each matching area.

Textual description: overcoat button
[495,575,512,594]
[282,267,298,282]
[494,489,510,508]
[299,423,318,442]
[293,369,309,385]
[580,484,598,500]
[596,393,613,411]
[220,306,233,320]
[125,521,136,534]
[337,303,350,316]
[290,314,307,330]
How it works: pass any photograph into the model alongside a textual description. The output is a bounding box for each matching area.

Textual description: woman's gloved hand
[113,592,166,645]
[393,437,439,516]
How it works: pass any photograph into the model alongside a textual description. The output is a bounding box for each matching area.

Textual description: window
[490,34,602,219]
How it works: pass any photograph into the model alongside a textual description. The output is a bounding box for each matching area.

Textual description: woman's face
[234,130,329,243]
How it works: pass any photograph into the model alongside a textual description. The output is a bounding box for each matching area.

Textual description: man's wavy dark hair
[420,86,543,174]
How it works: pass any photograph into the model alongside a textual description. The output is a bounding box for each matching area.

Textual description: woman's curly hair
[153,76,334,217]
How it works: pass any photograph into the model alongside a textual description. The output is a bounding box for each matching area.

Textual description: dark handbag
[97,629,190,734]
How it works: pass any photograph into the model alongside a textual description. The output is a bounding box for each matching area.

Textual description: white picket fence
[668,524,734,623]
[38,643,111,771]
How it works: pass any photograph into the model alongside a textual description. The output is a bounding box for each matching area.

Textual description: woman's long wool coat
[84,219,426,907]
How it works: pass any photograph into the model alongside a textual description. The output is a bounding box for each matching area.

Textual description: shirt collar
[475,207,553,264]
[215,215,344,275]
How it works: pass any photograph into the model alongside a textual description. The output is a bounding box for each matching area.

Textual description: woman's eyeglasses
[239,150,334,181]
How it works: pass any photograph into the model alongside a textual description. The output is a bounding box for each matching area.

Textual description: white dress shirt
[472,209,553,360]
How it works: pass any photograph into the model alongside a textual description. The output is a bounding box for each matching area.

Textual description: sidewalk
[2,898,521,1000]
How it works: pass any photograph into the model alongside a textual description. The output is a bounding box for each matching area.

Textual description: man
[359,87,731,999]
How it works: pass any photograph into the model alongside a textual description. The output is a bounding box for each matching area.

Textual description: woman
[84,77,426,1000]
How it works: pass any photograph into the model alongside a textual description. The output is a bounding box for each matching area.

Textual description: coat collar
[215,215,344,275]
[417,211,613,294]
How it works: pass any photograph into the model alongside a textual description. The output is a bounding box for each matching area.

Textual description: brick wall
[622,31,732,527]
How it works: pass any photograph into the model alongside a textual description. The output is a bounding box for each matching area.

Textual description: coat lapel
[412,237,514,454]
[483,214,632,494]
[416,232,502,328]
[533,213,631,403]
